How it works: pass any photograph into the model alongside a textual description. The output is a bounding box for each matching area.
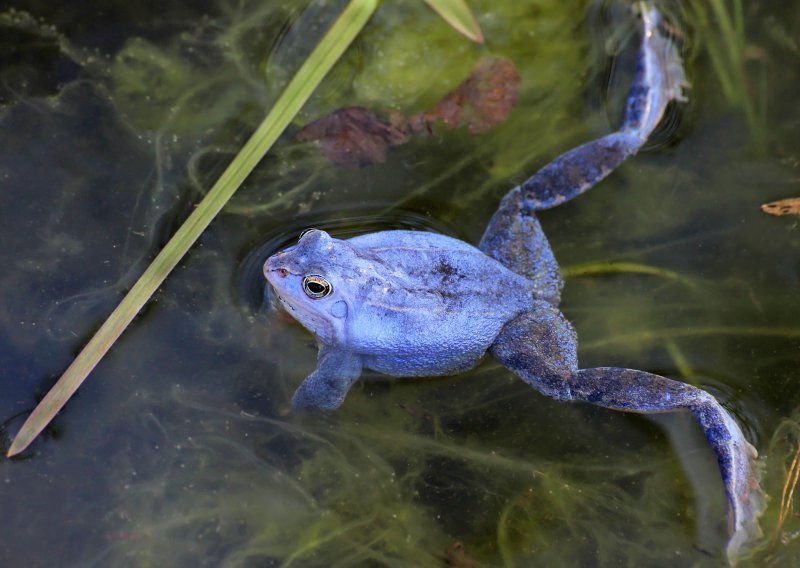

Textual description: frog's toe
[726,479,765,564]
[291,383,345,410]
[724,416,767,563]
[639,3,690,104]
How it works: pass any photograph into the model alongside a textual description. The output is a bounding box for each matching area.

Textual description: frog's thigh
[489,300,577,400]
[479,190,563,305]
[292,346,363,409]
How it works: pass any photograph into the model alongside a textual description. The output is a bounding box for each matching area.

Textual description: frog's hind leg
[479,5,688,304]
[490,305,764,561]
[479,188,564,304]
[568,368,764,561]
[518,4,688,211]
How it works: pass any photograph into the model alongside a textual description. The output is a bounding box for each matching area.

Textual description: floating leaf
[297,107,409,167]
[301,58,520,167]
[761,197,800,216]
[410,57,520,134]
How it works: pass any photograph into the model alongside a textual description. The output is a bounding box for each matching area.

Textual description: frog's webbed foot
[517,3,689,212]
[491,309,764,561]
[291,346,362,409]
[571,369,764,562]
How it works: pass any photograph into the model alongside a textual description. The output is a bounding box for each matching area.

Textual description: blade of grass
[424,0,484,43]
[7,0,378,458]
[561,261,697,288]
[774,443,800,542]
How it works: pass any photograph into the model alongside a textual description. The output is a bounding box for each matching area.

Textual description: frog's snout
[263,254,289,283]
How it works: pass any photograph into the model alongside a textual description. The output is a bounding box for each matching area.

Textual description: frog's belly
[351,314,505,377]
[361,347,486,377]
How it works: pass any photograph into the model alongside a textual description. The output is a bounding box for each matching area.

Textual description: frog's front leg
[292,345,363,409]
[490,303,764,560]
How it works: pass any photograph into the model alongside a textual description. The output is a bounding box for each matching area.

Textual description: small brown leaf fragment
[410,57,520,135]
[445,541,477,568]
[296,107,409,168]
[761,197,800,216]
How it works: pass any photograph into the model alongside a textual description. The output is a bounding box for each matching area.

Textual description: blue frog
[264,5,763,559]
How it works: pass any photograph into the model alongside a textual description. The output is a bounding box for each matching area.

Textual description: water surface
[1,1,799,566]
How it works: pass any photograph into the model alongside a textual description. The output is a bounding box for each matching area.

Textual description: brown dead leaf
[298,58,520,167]
[761,197,800,216]
[410,57,520,135]
[296,107,409,168]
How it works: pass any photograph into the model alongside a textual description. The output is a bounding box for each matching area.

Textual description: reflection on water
[1,0,799,566]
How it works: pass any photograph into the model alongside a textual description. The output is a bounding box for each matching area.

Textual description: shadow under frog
[264,5,764,561]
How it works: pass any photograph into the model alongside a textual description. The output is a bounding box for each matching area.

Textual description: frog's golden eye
[302,275,332,299]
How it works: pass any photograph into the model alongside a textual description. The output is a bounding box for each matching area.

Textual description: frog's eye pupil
[302,275,332,299]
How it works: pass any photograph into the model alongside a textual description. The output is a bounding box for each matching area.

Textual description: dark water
[1,0,799,566]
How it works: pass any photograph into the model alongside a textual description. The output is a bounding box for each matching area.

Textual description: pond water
[1,0,799,566]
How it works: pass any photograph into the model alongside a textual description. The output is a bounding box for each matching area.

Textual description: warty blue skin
[264,5,763,561]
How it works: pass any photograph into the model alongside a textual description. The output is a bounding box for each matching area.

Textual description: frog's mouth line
[271,287,335,343]
[275,292,304,322]
[275,293,295,312]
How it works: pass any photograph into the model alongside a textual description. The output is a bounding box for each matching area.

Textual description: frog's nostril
[278,268,288,278]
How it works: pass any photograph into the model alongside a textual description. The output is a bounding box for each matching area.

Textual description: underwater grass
[579,325,800,351]
[757,412,800,560]
[98,377,694,566]
[561,261,697,288]
[6,0,380,457]
[775,443,800,541]
[687,0,767,153]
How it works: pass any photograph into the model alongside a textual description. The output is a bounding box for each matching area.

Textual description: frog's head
[263,229,367,344]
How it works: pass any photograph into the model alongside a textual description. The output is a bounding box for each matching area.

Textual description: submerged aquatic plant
[765,413,800,549]
[687,0,768,153]
[94,372,700,566]
[775,444,800,540]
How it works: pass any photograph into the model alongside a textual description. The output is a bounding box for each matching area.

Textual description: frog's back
[348,231,530,292]
[348,230,486,255]
[346,230,534,376]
